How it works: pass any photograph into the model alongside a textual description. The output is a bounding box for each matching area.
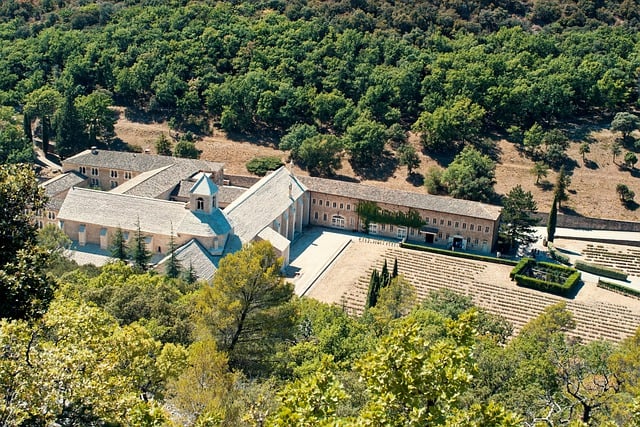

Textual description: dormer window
[196,197,204,210]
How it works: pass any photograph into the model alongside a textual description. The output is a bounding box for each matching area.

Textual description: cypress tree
[381,259,390,288]
[366,269,381,308]
[547,195,558,243]
[392,257,398,278]
[183,260,197,284]
[23,113,33,143]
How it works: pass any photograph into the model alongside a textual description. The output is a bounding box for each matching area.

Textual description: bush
[246,156,284,176]
[547,242,570,264]
[574,260,627,281]
[513,270,580,297]
[510,258,534,279]
[597,279,640,299]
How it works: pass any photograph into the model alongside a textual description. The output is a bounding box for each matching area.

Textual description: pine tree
[165,226,181,278]
[129,218,151,271]
[547,195,558,243]
[109,227,128,261]
[55,95,87,159]
[183,260,197,284]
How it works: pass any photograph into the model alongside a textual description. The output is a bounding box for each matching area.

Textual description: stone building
[299,176,501,253]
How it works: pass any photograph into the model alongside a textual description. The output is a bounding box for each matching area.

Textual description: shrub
[574,260,627,281]
[510,258,580,297]
[401,242,518,266]
[246,156,284,176]
[547,242,570,265]
[510,258,534,279]
[597,279,640,299]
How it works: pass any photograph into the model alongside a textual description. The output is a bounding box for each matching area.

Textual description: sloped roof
[190,173,218,196]
[257,226,290,252]
[157,239,218,282]
[64,149,223,173]
[299,176,502,221]
[41,171,86,198]
[58,187,231,237]
[224,167,307,243]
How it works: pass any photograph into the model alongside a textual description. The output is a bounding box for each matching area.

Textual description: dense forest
[1,0,640,176]
[2,0,640,425]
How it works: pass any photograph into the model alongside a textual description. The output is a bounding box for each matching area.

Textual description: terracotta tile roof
[298,176,502,221]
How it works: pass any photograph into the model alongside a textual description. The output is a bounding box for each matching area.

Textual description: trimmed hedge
[597,279,640,299]
[400,242,518,266]
[575,260,628,281]
[513,270,581,297]
[547,242,570,265]
[510,258,534,279]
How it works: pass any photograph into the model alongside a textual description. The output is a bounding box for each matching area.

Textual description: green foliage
[0,107,33,164]
[109,227,128,261]
[297,134,343,176]
[0,164,54,321]
[579,141,590,161]
[343,115,387,166]
[500,185,539,249]
[611,112,640,141]
[356,201,425,230]
[195,241,295,375]
[424,166,446,195]
[155,133,172,156]
[441,145,496,202]
[24,86,62,154]
[0,297,186,426]
[75,89,115,145]
[174,139,200,159]
[575,261,628,281]
[616,183,636,206]
[624,151,638,169]
[280,123,319,158]
[54,95,87,159]
[165,229,181,279]
[547,195,558,242]
[397,143,421,175]
[597,279,640,299]
[554,166,571,208]
[531,161,549,185]
[511,259,580,297]
[547,242,571,264]
[246,156,284,176]
[129,218,151,272]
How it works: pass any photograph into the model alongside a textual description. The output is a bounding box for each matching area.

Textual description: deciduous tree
[397,143,421,176]
[611,112,640,141]
[500,185,539,250]
[442,146,496,202]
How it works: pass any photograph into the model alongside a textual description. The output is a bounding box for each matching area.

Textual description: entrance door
[425,233,434,244]
[453,236,463,249]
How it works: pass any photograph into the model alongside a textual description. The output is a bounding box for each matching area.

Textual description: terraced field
[339,245,640,343]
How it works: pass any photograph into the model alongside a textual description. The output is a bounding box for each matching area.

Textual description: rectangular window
[339,203,343,209]
[318,199,322,206]
[397,227,407,239]
[314,212,318,220]
[91,168,98,176]
[90,178,99,187]
[124,171,132,180]
[432,218,437,224]
[454,222,459,228]
[79,166,86,174]
[110,180,118,188]
[110,170,118,178]
[369,223,378,234]
[350,218,354,226]
[333,202,337,208]
[389,225,394,232]
[477,224,482,231]
[381,224,386,231]
[323,213,327,221]
[474,239,479,245]
[438,232,442,238]
[325,200,330,207]
[440,219,444,225]
[470,224,474,231]
[447,220,452,226]
[462,223,467,229]
[347,204,351,211]
[485,226,490,233]
[312,198,316,204]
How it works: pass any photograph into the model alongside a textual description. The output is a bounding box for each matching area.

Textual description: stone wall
[532,213,640,232]
[223,174,261,188]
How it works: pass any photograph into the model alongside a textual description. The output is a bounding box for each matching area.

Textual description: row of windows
[311,198,351,211]
[432,217,490,233]
[78,167,132,180]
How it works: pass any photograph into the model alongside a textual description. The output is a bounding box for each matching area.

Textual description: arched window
[196,197,204,210]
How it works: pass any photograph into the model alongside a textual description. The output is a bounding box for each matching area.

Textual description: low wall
[532,213,640,232]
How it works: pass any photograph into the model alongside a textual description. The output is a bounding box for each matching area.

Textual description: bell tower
[189,173,218,215]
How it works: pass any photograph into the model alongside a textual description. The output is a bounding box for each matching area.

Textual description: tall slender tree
[55,95,87,159]
[547,195,558,243]
[165,225,181,279]
[109,227,128,262]
[129,218,151,272]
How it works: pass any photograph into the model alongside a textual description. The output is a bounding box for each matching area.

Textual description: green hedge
[575,260,628,281]
[597,279,640,299]
[513,270,581,297]
[400,242,518,266]
[510,258,534,279]
[547,242,570,265]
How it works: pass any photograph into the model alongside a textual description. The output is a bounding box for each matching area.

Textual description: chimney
[91,146,98,154]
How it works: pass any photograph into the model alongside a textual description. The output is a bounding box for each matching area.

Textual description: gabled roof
[41,171,87,198]
[299,176,502,221]
[157,239,218,282]
[58,187,231,237]
[64,149,223,174]
[190,173,218,196]
[224,167,306,243]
